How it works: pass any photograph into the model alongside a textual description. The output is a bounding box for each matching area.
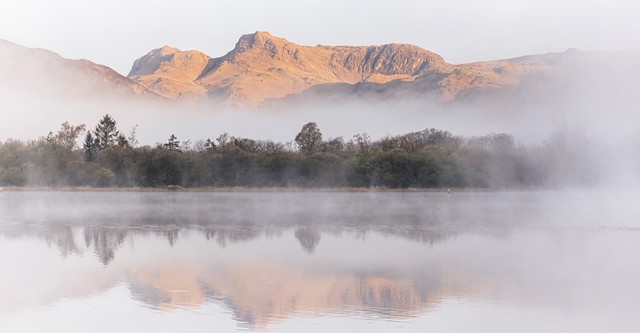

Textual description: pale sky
[1,0,639,75]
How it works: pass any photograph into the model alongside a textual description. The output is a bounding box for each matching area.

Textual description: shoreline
[0,186,544,193]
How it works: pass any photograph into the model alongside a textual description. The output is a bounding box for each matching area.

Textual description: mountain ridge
[128,31,456,104]
[0,37,158,99]
[2,33,637,108]
[126,31,569,105]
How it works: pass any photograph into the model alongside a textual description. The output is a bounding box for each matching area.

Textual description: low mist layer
[1,37,639,189]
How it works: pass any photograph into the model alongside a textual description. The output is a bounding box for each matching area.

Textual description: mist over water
[2,33,640,333]
[0,191,639,332]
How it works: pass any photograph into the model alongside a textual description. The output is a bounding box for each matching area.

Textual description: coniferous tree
[164,134,180,150]
[94,114,120,150]
[83,131,98,161]
[116,134,130,148]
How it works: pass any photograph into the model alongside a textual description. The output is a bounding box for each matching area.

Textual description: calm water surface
[0,191,639,332]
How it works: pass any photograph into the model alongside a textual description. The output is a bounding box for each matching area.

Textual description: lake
[0,191,639,332]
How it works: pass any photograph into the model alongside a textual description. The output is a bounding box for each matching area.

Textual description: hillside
[0,38,157,99]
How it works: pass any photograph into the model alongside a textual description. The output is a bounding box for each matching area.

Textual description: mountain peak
[253,31,273,38]
[128,45,210,77]
[158,45,179,54]
[127,43,211,99]
[234,31,288,52]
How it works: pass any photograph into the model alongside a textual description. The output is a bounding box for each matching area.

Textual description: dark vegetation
[0,114,596,188]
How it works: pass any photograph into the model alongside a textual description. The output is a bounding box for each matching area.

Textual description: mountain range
[1,31,638,106]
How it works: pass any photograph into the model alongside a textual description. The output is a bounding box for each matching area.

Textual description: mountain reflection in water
[1,191,639,332]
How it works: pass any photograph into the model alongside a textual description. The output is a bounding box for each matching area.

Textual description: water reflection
[1,191,640,332]
[294,227,321,253]
[1,222,470,266]
[1,226,459,329]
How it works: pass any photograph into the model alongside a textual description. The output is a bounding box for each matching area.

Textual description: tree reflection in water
[0,191,592,329]
[83,226,127,265]
[294,226,321,253]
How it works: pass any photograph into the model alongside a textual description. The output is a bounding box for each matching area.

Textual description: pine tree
[83,131,98,161]
[116,134,130,148]
[164,134,180,150]
[94,114,120,150]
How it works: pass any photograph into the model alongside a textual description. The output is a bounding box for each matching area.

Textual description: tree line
[0,114,597,188]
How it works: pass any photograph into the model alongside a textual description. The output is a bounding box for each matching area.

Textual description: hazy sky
[1,0,639,75]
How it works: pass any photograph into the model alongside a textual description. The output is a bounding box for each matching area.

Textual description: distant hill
[0,38,158,100]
